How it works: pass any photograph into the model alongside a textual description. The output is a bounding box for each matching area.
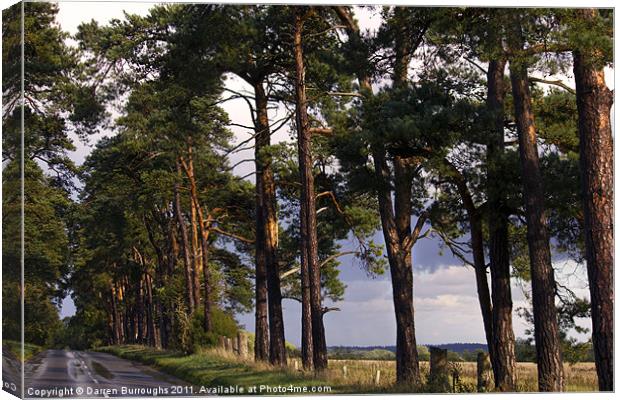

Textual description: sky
[54,1,594,347]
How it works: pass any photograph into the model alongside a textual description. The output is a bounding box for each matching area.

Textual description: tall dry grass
[285,357,598,393]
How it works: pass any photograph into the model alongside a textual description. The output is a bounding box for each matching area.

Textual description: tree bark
[508,19,564,391]
[180,150,213,333]
[136,276,145,343]
[254,81,287,365]
[445,161,496,388]
[173,168,195,314]
[384,11,423,385]
[186,150,202,310]
[333,6,421,385]
[300,191,314,371]
[294,9,327,371]
[144,272,158,348]
[160,213,178,347]
[374,151,421,385]
[252,87,270,360]
[572,9,614,391]
[486,59,517,390]
[200,229,212,333]
[111,285,121,345]
[144,212,167,348]
[300,176,314,372]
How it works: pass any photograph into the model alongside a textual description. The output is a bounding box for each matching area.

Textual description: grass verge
[2,340,44,362]
[95,346,598,393]
[97,345,339,395]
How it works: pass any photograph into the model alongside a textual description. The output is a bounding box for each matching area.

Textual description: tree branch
[326,91,364,98]
[210,226,255,244]
[279,251,359,279]
[463,56,487,75]
[402,211,429,251]
[435,229,476,268]
[307,25,348,38]
[224,158,255,172]
[529,77,576,95]
[309,127,333,136]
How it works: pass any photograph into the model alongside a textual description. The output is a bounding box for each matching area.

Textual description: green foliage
[515,338,537,363]
[99,345,331,390]
[534,89,579,154]
[557,8,613,68]
[2,340,44,362]
[2,159,70,346]
[273,141,384,304]
[70,65,254,349]
[517,295,593,364]
[189,307,239,352]
[562,338,594,365]
[2,2,83,175]
[328,347,396,360]
[243,331,299,357]
[417,346,430,361]
[1,7,609,386]
[52,310,109,351]
[2,2,77,112]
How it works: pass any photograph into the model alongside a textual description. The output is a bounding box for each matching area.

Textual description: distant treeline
[328,340,594,364]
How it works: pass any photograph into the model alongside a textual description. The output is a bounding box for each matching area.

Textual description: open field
[100,345,598,393]
[323,359,598,392]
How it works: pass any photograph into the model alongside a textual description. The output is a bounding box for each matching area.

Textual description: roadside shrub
[190,306,238,351]
[243,331,300,357]
[173,307,192,354]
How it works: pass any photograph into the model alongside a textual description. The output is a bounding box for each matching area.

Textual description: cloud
[238,266,505,346]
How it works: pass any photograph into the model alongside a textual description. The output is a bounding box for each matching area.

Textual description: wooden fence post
[218,336,226,349]
[429,347,450,392]
[225,337,233,352]
[476,351,492,392]
[342,365,348,379]
[237,331,248,358]
[374,370,381,385]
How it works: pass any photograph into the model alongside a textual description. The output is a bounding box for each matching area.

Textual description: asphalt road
[16,350,192,398]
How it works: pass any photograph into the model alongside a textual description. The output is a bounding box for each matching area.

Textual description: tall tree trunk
[136,277,145,343]
[486,59,517,390]
[253,109,270,361]
[183,143,202,310]
[160,213,178,347]
[111,285,121,345]
[144,272,158,348]
[188,179,202,308]
[124,281,134,344]
[173,169,195,314]
[572,9,614,391]
[444,161,496,387]
[294,9,327,371]
[180,150,214,333]
[508,19,564,391]
[373,151,421,385]
[200,231,212,333]
[385,10,423,385]
[300,179,314,372]
[254,229,270,362]
[118,282,126,343]
[254,81,287,365]
[107,313,115,346]
[144,212,167,348]
[158,295,169,348]
[333,6,421,385]
[469,211,495,377]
